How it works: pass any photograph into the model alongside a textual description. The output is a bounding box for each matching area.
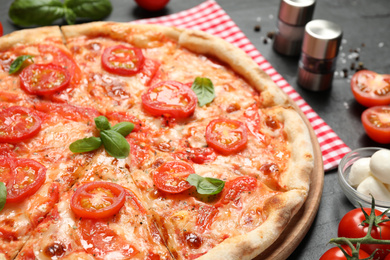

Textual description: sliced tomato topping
[152,160,194,193]
[34,102,100,123]
[216,176,257,207]
[105,111,142,132]
[71,182,126,219]
[361,106,390,143]
[140,59,160,86]
[101,45,145,76]
[196,205,218,233]
[351,70,390,107]
[0,106,42,143]
[20,63,71,95]
[142,80,197,118]
[206,118,248,155]
[174,147,217,164]
[38,44,82,84]
[0,157,46,203]
[77,219,139,259]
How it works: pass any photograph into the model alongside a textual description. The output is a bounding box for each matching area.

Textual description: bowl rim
[338,146,390,207]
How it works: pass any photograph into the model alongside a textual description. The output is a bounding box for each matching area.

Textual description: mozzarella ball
[370,149,390,184]
[357,176,390,202]
[348,157,372,187]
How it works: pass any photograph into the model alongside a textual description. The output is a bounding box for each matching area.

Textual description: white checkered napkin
[133,0,351,171]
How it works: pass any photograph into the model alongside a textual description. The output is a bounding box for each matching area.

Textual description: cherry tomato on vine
[351,70,390,107]
[134,0,170,11]
[338,208,390,259]
[384,253,390,260]
[0,22,3,37]
[361,106,390,144]
[320,245,370,260]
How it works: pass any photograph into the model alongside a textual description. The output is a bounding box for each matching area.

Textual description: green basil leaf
[94,116,111,131]
[187,174,225,195]
[9,0,65,26]
[111,122,134,137]
[64,7,76,25]
[0,182,7,212]
[69,136,102,153]
[8,55,34,74]
[191,77,216,107]
[64,0,112,20]
[100,130,130,159]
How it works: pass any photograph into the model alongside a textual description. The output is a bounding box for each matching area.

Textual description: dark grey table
[1,0,389,259]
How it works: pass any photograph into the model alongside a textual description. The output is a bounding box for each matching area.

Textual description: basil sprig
[69,116,134,159]
[191,77,216,107]
[9,55,34,74]
[0,182,7,212]
[187,174,225,195]
[8,0,112,26]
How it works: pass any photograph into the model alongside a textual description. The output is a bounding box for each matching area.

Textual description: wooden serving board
[256,109,324,260]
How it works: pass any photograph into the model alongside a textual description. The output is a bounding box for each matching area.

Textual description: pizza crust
[0,26,63,51]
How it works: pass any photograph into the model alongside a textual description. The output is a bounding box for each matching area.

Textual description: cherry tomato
[70,182,126,219]
[152,161,194,193]
[0,157,46,203]
[338,208,390,259]
[216,176,257,207]
[205,118,248,155]
[101,45,145,76]
[361,106,390,143]
[34,102,100,123]
[0,106,42,143]
[0,22,3,37]
[320,245,370,260]
[385,253,390,260]
[174,147,217,164]
[134,0,170,11]
[19,63,71,95]
[142,81,197,118]
[77,219,138,259]
[351,70,390,107]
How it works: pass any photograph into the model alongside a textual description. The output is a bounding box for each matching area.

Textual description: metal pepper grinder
[297,19,343,91]
[273,0,316,56]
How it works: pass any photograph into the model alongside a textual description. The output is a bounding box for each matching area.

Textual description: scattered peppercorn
[254,24,261,32]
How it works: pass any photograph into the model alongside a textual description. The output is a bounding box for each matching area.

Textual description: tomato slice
[196,205,218,233]
[70,182,126,219]
[174,147,217,164]
[0,106,42,143]
[206,118,248,155]
[101,45,145,76]
[77,219,139,259]
[0,157,46,203]
[142,81,197,118]
[216,176,257,207]
[20,63,71,95]
[361,106,390,143]
[351,70,390,107]
[105,111,142,132]
[152,161,194,193]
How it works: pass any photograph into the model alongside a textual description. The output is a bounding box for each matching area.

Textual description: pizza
[0,22,314,260]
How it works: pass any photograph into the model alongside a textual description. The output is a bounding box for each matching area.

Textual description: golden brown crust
[0,26,63,51]
[198,190,307,260]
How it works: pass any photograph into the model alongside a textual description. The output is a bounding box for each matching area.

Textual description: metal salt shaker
[297,19,343,91]
[273,0,316,56]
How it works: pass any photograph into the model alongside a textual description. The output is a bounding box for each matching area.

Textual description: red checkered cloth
[133,0,351,171]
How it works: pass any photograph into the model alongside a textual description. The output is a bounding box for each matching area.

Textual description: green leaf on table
[9,0,66,26]
[100,130,130,159]
[187,174,225,195]
[8,55,34,74]
[191,77,215,107]
[0,182,7,212]
[64,0,112,20]
[111,122,134,137]
[69,136,102,153]
[94,116,111,131]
